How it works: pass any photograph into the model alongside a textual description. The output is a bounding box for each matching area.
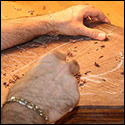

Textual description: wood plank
[1,22,124,107]
[1,1,124,28]
[1,1,124,124]
[55,106,124,124]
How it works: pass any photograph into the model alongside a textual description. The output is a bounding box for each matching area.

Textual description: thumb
[68,60,80,75]
[79,26,107,40]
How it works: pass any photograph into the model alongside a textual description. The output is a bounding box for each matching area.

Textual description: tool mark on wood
[80,52,124,95]
[81,52,123,80]
[1,69,14,79]
[1,39,124,96]
[6,55,21,64]
[1,54,21,64]
[81,77,101,83]
[7,54,36,58]
[1,42,71,78]
[16,46,38,56]
[88,56,123,78]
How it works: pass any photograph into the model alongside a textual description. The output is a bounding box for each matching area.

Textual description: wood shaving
[42,5,46,10]
[74,72,82,84]
[99,56,104,59]
[66,48,73,57]
[101,45,105,48]
[121,71,124,75]
[85,71,91,75]
[28,10,35,15]
[94,62,100,67]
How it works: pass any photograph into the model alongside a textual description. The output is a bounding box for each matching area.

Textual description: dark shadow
[55,105,124,124]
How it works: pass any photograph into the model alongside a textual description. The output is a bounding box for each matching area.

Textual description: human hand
[53,5,111,40]
[8,52,80,123]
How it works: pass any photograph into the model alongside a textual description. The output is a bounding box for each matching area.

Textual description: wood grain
[1,22,124,106]
[1,1,124,124]
[55,106,124,124]
[1,1,124,28]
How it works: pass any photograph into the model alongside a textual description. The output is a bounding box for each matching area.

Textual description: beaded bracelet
[48,11,56,37]
[3,96,49,123]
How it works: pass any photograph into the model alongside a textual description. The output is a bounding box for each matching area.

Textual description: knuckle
[39,53,59,64]
[53,51,66,61]
[91,29,98,37]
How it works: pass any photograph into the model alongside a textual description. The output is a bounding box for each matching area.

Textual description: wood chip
[74,72,82,83]
[99,56,104,59]
[94,42,98,44]
[66,50,73,57]
[9,79,15,84]
[79,80,86,87]
[102,79,106,82]
[107,13,110,16]
[42,5,46,10]
[8,75,20,85]
[85,71,91,75]
[96,48,99,51]
[121,71,124,75]
[101,45,105,48]
[94,62,100,67]
[3,82,7,86]
[3,73,6,76]
[28,10,35,15]
[3,82,9,88]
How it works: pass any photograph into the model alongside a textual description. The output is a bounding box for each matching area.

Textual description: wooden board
[55,106,124,124]
[1,1,124,28]
[1,1,124,124]
[1,22,124,105]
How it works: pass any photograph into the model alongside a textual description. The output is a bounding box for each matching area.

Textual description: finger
[85,27,107,40]
[78,25,107,40]
[84,8,111,24]
[68,60,80,75]
[53,51,66,61]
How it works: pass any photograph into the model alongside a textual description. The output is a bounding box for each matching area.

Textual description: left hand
[53,4,111,40]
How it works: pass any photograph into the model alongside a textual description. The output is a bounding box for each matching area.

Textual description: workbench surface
[1,1,124,124]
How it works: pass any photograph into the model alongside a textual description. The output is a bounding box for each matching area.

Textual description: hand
[8,52,80,123]
[53,5,111,40]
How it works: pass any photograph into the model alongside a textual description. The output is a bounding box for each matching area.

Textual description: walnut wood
[55,106,124,124]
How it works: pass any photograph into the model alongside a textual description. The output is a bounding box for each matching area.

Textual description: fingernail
[104,19,111,24]
[98,33,106,40]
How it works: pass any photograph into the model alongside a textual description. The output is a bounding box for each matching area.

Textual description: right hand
[8,52,80,123]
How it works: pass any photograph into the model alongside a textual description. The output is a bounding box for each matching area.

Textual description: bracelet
[3,96,49,123]
[48,11,56,38]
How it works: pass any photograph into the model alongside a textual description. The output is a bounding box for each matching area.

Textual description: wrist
[1,102,46,124]
[7,90,58,123]
[51,11,71,36]
[7,92,64,123]
[40,14,54,34]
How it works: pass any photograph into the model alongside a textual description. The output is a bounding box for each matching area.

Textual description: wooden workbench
[1,1,124,124]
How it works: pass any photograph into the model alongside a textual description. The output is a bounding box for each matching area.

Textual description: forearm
[1,15,52,51]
